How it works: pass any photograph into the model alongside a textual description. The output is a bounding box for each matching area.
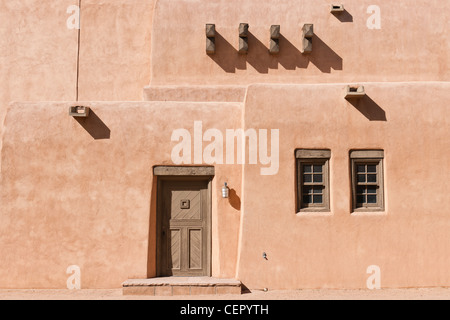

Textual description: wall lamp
[222,182,229,198]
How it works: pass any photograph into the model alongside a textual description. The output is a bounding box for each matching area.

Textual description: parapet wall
[150,0,450,85]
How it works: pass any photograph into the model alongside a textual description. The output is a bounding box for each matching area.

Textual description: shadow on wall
[347,96,387,121]
[208,31,342,74]
[332,9,353,23]
[74,110,111,140]
[228,188,241,211]
[147,176,158,278]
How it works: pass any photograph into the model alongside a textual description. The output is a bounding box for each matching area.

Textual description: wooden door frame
[155,175,213,277]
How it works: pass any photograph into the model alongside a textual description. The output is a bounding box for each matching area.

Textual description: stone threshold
[123,277,242,296]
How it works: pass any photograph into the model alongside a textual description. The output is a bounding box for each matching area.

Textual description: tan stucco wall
[237,82,450,289]
[0,1,79,104]
[78,0,156,101]
[0,0,449,289]
[0,101,242,288]
[0,1,79,171]
[150,0,450,85]
[1,83,449,289]
[0,0,156,170]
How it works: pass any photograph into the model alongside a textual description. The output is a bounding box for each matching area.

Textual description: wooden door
[157,178,211,277]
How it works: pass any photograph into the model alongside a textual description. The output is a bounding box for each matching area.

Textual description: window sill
[297,210,332,217]
[351,209,386,216]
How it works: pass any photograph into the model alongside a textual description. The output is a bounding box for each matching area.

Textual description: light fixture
[222,182,229,198]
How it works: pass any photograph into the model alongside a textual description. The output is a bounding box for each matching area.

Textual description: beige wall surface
[0,0,449,290]
[1,83,448,289]
[237,82,450,289]
[0,0,156,170]
[150,0,450,85]
[0,101,242,288]
[2,0,450,158]
[0,1,79,103]
[77,0,156,101]
[0,1,79,171]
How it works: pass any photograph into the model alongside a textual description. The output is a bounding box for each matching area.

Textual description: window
[350,150,385,212]
[296,149,331,212]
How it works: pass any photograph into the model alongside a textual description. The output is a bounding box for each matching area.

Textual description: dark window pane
[357,165,366,173]
[367,195,377,203]
[367,165,377,173]
[367,174,377,183]
[357,174,366,183]
[303,174,312,183]
[303,165,312,173]
[304,187,313,195]
[357,195,366,204]
[313,186,323,194]
[313,174,323,183]
[313,195,323,203]
[357,186,365,195]
[367,186,377,194]
[303,195,312,204]
[313,165,323,173]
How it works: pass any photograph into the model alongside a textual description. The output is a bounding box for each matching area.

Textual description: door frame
[155,174,213,277]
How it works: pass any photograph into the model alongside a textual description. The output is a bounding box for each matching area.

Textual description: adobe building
[0,0,449,294]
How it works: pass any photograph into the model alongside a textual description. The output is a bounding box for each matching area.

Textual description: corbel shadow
[347,96,387,121]
[207,32,342,74]
[332,9,353,23]
[207,31,246,73]
[277,34,309,70]
[246,31,278,73]
[74,109,111,140]
[308,34,343,73]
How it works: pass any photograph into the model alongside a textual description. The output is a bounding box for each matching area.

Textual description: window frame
[350,150,385,213]
[296,149,331,213]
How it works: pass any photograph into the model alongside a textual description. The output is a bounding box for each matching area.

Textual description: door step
[123,277,242,296]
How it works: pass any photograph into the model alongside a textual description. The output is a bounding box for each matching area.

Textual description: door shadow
[147,177,158,278]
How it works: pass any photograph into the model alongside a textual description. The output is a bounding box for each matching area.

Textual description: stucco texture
[0,0,449,290]
[0,101,242,288]
[236,82,450,289]
[150,0,450,85]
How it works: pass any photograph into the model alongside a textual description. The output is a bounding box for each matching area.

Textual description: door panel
[170,190,201,221]
[158,179,210,277]
[169,229,181,270]
[189,228,203,270]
